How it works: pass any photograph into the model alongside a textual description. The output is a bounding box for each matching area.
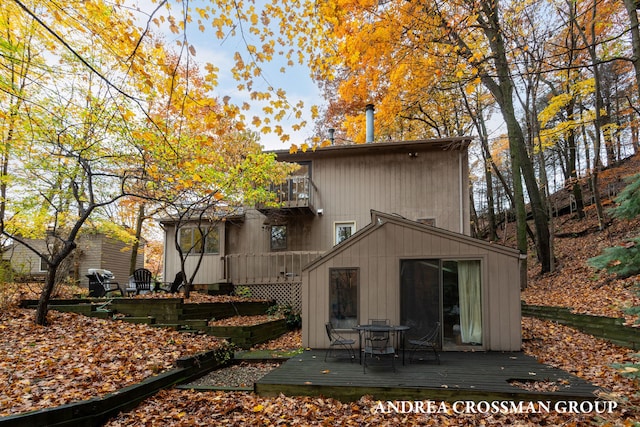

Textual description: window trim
[329,267,359,329]
[178,226,220,255]
[270,224,287,251]
[334,221,356,246]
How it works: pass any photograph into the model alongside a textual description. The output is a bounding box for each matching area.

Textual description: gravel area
[187,361,282,388]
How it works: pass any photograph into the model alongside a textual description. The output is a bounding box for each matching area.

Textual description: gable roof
[303,210,522,271]
[271,138,472,162]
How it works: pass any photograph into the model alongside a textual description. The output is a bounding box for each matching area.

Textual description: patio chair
[408,322,440,364]
[129,268,156,295]
[363,326,395,373]
[86,269,123,297]
[368,319,390,343]
[156,271,185,293]
[325,322,356,362]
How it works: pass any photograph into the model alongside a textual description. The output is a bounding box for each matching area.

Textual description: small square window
[270,225,287,250]
[334,221,355,245]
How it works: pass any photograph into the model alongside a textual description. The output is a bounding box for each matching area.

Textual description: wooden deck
[255,350,603,402]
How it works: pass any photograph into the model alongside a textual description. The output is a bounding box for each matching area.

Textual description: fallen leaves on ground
[0,308,224,417]
[129,292,269,304]
[208,315,283,327]
[522,210,640,325]
[251,329,302,351]
[103,389,627,426]
[522,317,639,409]
[102,318,639,426]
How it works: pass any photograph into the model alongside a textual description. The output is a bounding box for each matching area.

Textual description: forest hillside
[515,154,640,326]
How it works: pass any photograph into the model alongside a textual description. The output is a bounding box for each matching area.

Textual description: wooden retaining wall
[0,347,233,427]
[522,304,639,350]
[208,318,289,349]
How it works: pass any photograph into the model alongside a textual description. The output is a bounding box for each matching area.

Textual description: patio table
[353,324,410,365]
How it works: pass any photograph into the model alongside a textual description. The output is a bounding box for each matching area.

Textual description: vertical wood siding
[304,220,521,351]
[163,223,226,285]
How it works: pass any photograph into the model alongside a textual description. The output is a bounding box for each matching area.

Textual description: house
[302,210,522,351]
[161,136,474,293]
[160,130,524,350]
[4,233,144,288]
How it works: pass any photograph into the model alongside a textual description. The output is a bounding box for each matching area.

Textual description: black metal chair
[156,271,185,293]
[129,268,155,295]
[325,322,356,362]
[408,322,441,364]
[368,319,390,342]
[363,325,395,373]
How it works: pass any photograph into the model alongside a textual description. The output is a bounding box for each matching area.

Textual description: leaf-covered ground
[0,308,225,417]
[521,210,640,325]
[2,177,640,424]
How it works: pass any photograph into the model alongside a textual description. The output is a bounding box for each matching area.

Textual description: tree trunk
[129,203,145,275]
[476,0,552,274]
[622,0,640,108]
[566,103,586,218]
[35,265,57,326]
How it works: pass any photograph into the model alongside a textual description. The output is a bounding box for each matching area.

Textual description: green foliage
[609,174,640,220]
[266,304,302,330]
[234,286,252,298]
[588,174,640,278]
[614,350,640,394]
[587,238,640,278]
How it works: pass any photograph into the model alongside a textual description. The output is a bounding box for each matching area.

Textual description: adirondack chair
[129,268,155,295]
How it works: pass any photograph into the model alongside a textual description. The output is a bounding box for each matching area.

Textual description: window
[178,226,219,254]
[270,225,287,250]
[39,256,48,272]
[334,221,355,245]
[329,268,358,329]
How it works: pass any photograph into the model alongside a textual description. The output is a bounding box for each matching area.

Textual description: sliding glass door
[401,259,482,349]
[400,260,440,340]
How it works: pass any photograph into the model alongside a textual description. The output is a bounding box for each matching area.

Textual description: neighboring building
[4,233,144,288]
[160,135,523,351]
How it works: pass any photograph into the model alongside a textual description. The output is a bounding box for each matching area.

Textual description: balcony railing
[225,251,324,285]
[257,176,316,214]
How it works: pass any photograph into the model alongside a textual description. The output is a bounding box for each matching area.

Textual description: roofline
[157,213,245,226]
[303,210,520,271]
[269,137,472,162]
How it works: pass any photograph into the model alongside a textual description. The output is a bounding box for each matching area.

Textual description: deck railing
[225,251,324,285]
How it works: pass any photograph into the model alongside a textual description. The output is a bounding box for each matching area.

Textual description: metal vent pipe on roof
[328,128,335,145]
[365,104,374,143]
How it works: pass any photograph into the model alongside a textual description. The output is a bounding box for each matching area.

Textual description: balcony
[225,251,324,285]
[257,176,316,215]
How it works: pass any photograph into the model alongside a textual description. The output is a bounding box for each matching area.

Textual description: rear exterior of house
[161,138,472,305]
[160,137,524,351]
[302,211,522,352]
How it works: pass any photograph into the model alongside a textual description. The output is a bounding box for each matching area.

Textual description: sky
[129,0,322,151]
